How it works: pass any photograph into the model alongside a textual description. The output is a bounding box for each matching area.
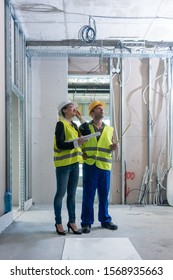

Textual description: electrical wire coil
[78,25,96,44]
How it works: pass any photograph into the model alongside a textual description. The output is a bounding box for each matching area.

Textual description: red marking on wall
[125,171,135,180]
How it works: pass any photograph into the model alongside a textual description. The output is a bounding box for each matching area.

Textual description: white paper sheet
[65,132,100,143]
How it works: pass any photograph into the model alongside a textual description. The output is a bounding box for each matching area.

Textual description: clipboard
[65,132,100,143]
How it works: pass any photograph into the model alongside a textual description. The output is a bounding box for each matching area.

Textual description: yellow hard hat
[88,100,105,115]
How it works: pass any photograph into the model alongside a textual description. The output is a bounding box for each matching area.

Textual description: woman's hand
[75,110,83,121]
[78,136,87,146]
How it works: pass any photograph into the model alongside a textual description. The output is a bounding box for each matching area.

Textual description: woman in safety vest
[54,100,86,235]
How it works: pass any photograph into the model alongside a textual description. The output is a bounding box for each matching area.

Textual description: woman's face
[63,103,77,118]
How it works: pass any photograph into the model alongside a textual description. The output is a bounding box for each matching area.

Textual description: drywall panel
[62,238,141,260]
[31,56,68,204]
[0,0,5,216]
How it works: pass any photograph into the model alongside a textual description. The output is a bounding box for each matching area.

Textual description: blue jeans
[81,163,111,226]
[54,163,79,224]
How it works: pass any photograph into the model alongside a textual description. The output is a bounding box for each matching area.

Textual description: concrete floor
[0,202,173,260]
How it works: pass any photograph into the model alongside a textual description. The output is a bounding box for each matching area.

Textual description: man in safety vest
[77,100,118,233]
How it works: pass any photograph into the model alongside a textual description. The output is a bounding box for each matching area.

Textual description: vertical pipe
[4,0,12,213]
[148,58,152,204]
[27,55,32,200]
[109,57,113,203]
[168,58,173,168]
[166,58,170,169]
[120,57,125,204]
[20,32,26,211]
[109,57,113,125]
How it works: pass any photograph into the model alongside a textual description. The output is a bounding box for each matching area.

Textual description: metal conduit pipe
[109,57,113,203]
[169,59,173,168]
[4,0,12,213]
[166,58,173,206]
[148,58,153,204]
[120,58,125,204]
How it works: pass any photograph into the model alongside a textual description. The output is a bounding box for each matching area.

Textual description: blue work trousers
[54,163,79,224]
[81,163,112,226]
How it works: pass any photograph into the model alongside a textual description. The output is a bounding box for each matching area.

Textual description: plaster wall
[31,56,68,204]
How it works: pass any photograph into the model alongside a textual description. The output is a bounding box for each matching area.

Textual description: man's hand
[110,142,118,151]
[82,152,88,160]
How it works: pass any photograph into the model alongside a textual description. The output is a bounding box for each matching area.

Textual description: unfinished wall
[31,56,68,204]
[111,57,168,205]
[31,55,168,205]
[0,0,5,216]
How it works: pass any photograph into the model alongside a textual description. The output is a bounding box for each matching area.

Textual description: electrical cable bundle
[78,16,96,44]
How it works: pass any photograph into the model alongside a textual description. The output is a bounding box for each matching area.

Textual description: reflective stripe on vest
[54,119,83,167]
[82,124,113,170]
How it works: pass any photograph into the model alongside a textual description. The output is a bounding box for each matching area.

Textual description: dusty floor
[0,203,173,260]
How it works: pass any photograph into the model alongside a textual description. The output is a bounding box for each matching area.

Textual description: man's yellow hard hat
[88,100,105,116]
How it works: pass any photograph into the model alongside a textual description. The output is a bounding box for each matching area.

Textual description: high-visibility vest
[82,124,114,170]
[54,119,83,167]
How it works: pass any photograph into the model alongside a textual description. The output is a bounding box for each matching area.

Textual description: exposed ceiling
[11,0,173,49]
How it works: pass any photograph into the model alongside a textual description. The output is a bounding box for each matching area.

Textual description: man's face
[91,105,104,118]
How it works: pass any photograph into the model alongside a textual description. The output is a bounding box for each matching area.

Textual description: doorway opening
[68,56,111,202]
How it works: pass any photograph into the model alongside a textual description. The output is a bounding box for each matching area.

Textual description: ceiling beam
[26,39,173,49]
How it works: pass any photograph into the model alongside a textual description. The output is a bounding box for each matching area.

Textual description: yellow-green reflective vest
[82,124,114,170]
[54,119,83,167]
